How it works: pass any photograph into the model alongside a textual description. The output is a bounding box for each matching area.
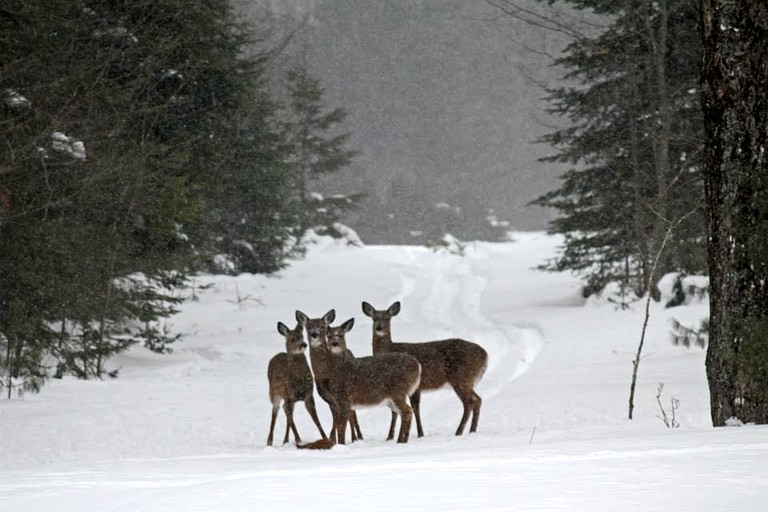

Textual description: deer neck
[308,342,333,380]
[287,350,307,369]
[372,329,394,354]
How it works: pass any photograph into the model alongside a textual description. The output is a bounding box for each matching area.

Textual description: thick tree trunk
[700,0,768,425]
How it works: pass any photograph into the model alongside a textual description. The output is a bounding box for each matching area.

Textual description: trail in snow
[381,247,546,407]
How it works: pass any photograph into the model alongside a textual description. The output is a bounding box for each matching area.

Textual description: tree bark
[700,0,768,425]
[644,0,672,300]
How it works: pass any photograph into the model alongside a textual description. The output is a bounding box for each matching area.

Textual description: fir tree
[280,65,361,237]
[530,0,706,298]
[0,0,295,391]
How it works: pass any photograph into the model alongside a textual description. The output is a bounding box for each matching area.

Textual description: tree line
[0,0,358,395]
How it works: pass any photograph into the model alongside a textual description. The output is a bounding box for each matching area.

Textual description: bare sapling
[267,321,327,446]
[628,207,697,420]
[297,310,421,445]
[362,301,488,437]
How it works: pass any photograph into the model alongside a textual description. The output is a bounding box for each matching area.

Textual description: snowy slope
[2,232,767,512]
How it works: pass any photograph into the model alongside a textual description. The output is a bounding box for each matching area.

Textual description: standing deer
[266,321,327,446]
[361,301,488,437]
[327,320,365,442]
[296,309,421,444]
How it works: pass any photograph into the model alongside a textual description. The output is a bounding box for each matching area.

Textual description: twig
[628,208,697,420]
[655,383,680,428]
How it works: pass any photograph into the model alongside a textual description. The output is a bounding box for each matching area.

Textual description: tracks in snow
[382,248,544,402]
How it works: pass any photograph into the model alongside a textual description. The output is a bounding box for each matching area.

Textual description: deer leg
[329,426,338,444]
[283,400,301,444]
[410,388,424,437]
[349,412,358,442]
[317,380,339,443]
[267,401,280,446]
[304,395,328,440]
[453,385,473,436]
[335,405,350,445]
[386,411,397,441]
[469,390,482,433]
[351,411,363,441]
[391,398,413,443]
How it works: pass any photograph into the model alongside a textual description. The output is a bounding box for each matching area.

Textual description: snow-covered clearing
[2,232,766,511]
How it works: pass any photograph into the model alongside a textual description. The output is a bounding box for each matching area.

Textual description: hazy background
[245,0,578,243]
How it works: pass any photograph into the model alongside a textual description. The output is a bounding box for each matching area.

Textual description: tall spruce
[700,0,768,425]
[193,103,302,274]
[0,0,295,393]
[530,0,706,298]
[281,65,360,237]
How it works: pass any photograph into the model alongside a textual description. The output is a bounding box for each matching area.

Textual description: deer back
[362,301,488,391]
[326,318,421,406]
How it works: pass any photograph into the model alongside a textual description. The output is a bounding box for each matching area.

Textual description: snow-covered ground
[2,232,766,511]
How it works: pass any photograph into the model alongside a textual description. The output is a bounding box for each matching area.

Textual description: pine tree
[281,65,361,237]
[0,0,295,391]
[530,0,706,298]
[700,0,768,425]
[193,99,303,275]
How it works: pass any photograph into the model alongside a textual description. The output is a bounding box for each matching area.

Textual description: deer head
[277,321,307,355]
[361,301,400,339]
[296,309,335,349]
[327,318,355,355]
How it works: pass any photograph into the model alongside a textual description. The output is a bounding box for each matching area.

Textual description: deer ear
[361,301,374,317]
[296,310,308,325]
[389,301,401,316]
[323,309,336,324]
[342,318,355,332]
[277,322,289,336]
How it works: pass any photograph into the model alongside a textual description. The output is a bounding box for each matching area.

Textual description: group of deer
[266,301,489,448]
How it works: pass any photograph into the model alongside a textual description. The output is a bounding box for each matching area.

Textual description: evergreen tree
[280,65,361,237]
[193,100,302,275]
[0,0,296,392]
[530,0,706,298]
[700,0,768,425]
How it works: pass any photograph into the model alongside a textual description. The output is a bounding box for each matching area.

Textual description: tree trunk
[700,0,768,425]
[644,0,672,301]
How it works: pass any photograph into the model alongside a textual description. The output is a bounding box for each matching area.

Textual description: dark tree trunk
[700,0,768,425]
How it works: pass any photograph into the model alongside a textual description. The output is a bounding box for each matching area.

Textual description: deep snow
[2,232,766,511]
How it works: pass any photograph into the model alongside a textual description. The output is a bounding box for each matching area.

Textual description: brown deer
[327,321,365,442]
[266,321,327,446]
[361,301,488,437]
[296,309,421,444]
[287,308,361,446]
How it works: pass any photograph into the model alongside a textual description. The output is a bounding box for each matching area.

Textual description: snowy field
[2,232,767,511]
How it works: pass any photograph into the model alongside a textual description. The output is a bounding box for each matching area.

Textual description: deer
[361,301,488,438]
[327,321,365,442]
[296,309,422,444]
[266,321,328,446]
[287,307,362,446]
